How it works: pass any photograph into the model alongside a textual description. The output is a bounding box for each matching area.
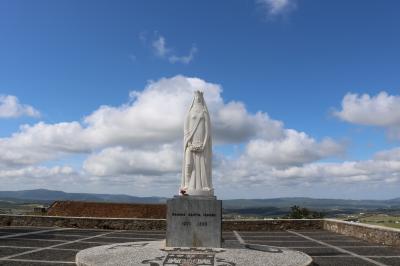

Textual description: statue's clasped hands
[189,143,204,152]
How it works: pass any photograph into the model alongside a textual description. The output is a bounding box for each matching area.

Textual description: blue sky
[1,0,400,199]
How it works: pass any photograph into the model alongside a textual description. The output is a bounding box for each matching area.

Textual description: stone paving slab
[47,230,110,236]
[292,247,346,256]
[242,235,306,241]
[372,257,400,266]
[0,238,65,247]
[11,233,83,241]
[0,260,73,265]
[86,237,151,243]
[57,242,111,250]
[239,231,295,236]
[0,227,50,233]
[104,233,164,238]
[246,240,324,247]
[0,248,35,257]
[303,235,360,240]
[323,240,379,247]
[343,246,400,256]
[1,227,400,265]
[312,256,379,266]
[13,249,78,262]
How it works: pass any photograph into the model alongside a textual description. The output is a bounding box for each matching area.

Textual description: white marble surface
[180,91,213,197]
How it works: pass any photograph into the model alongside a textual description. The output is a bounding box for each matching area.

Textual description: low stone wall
[2,214,399,248]
[223,219,323,231]
[323,219,400,248]
[47,201,166,219]
[0,214,166,230]
[0,215,323,231]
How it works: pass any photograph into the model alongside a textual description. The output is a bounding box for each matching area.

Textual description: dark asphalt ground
[0,226,399,265]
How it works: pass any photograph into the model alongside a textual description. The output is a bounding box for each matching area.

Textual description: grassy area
[360,214,400,229]
[0,200,45,215]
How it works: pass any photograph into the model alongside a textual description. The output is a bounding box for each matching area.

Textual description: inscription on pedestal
[166,196,222,248]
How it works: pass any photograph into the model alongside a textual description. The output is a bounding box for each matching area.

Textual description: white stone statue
[180,90,213,196]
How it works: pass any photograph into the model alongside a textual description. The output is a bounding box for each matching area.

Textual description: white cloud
[0,165,75,178]
[335,92,400,126]
[0,76,343,192]
[0,165,80,190]
[2,79,399,198]
[0,76,294,167]
[0,95,40,118]
[151,34,197,64]
[257,0,296,16]
[244,130,344,167]
[10,76,393,198]
[216,147,400,189]
[152,36,169,57]
[169,45,198,64]
[0,122,90,167]
[374,147,400,161]
[83,145,181,177]
[334,91,400,139]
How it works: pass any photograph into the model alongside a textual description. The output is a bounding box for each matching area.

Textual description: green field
[0,200,44,215]
[359,214,400,229]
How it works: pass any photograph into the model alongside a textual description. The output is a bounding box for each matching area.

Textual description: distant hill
[222,197,400,217]
[0,189,167,204]
[1,189,400,216]
[222,197,400,210]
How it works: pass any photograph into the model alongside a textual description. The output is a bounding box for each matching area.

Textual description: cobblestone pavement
[0,226,399,265]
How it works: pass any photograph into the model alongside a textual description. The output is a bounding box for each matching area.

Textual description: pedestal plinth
[166,195,222,248]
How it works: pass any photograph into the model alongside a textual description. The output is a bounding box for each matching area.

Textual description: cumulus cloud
[0,165,75,178]
[0,95,40,118]
[1,75,298,167]
[334,92,400,126]
[0,75,353,195]
[0,165,79,190]
[257,0,296,16]
[272,158,400,184]
[83,145,181,177]
[244,130,344,167]
[151,34,197,64]
[334,91,400,139]
[216,147,400,189]
[0,122,90,167]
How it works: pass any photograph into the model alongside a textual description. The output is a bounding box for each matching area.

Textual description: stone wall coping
[223,219,324,222]
[1,214,324,222]
[324,218,400,233]
[1,215,398,233]
[0,214,166,221]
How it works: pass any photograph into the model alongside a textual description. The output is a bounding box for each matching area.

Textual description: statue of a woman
[180,90,213,196]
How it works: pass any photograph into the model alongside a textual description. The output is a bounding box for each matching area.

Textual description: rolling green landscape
[0,199,45,215]
[1,189,400,230]
[357,214,400,229]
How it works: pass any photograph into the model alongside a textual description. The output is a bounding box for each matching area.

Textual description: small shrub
[284,205,325,219]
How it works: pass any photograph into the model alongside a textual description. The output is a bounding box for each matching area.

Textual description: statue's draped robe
[181,103,212,192]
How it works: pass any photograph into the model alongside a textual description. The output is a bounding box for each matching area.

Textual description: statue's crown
[194,90,203,96]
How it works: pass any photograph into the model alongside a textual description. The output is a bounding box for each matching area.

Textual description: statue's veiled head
[194,90,204,104]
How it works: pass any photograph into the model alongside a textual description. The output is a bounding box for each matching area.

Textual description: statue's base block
[75,241,313,266]
[166,195,221,248]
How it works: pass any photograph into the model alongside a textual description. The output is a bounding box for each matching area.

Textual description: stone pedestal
[166,195,222,248]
